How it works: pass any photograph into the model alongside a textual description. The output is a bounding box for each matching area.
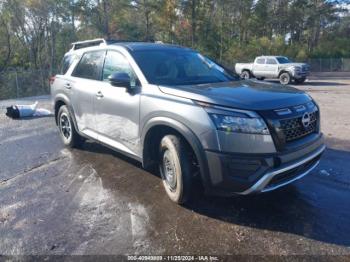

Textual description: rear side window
[256,58,265,64]
[60,55,76,75]
[266,58,277,64]
[72,51,106,80]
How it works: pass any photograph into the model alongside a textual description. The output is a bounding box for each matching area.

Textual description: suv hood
[158,80,311,111]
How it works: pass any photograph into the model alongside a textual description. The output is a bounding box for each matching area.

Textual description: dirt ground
[0,77,350,257]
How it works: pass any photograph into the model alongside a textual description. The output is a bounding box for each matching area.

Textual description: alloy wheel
[59,113,71,140]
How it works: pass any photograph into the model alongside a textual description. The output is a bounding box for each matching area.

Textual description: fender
[141,117,212,191]
[53,94,80,134]
[278,67,293,77]
[54,93,70,109]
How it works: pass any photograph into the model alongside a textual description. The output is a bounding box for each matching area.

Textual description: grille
[280,111,318,142]
[301,65,309,73]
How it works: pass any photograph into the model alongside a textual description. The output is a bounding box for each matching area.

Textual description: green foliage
[0,0,349,73]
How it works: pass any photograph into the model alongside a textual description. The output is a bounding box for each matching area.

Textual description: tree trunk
[103,0,110,39]
[191,0,196,47]
[71,0,76,40]
[50,21,56,75]
[0,18,11,71]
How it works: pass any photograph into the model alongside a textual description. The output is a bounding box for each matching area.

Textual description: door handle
[96,91,104,98]
[64,83,72,89]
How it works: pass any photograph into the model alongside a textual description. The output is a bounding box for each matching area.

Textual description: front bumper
[204,134,325,195]
[240,144,324,194]
[293,71,309,79]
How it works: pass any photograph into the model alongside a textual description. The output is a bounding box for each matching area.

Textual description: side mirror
[108,72,131,88]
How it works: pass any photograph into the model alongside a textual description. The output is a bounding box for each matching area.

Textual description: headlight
[209,113,270,135]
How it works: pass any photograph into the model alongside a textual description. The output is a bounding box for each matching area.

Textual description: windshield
[276,57,292,64]
[131,49,236,85]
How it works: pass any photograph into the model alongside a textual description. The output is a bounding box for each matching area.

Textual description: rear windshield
[131,49,236,86]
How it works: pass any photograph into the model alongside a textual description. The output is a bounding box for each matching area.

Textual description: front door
[94,50,141,157]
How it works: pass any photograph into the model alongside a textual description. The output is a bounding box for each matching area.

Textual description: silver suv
[51,39,325,204]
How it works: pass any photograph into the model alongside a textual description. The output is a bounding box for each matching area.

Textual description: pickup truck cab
[235,56,310,85]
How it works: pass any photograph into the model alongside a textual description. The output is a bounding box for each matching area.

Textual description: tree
[0,0,349,74]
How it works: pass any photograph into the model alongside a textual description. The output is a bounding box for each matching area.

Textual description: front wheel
[279,72,291,85]
[159,135,192,204]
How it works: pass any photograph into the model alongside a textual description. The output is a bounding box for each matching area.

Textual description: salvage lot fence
[0,68,50,100]
[0,59,350,100]
[307,58,350,72]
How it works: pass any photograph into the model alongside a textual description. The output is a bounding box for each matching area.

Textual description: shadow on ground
[299,81,347,86]
[74,139,350,248]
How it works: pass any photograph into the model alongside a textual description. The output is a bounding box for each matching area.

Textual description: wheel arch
[141,117,211,189]
[278,69,291,77]
[53,95,79,132]
[242,69,252,75]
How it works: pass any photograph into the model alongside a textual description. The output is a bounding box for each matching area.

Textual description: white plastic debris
[5,101,52,119]
[320,169,330,176]
[16,101,38,117]
[33,108,52,117]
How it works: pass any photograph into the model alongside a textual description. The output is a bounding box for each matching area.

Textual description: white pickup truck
[235,56,310,85]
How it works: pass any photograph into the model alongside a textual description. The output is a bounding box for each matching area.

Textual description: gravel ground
[0,78,350,257]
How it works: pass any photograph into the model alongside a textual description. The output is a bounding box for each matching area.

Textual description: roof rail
[71,38,107,50]
[70,38,167,51]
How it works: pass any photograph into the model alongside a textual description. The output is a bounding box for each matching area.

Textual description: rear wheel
[279,72,291,85]
[57,105,82,148]
[159,135,192,204]
[240,70,251,80]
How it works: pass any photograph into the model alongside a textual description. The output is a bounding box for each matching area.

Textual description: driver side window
[103,51,137,86]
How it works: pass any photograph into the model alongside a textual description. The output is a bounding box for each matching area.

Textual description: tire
[256,77,265,81]
[279,72,291,85]
[57,105,82,148]
[159,135,192,204]
[295,77,306,84]
[240,70,251,80]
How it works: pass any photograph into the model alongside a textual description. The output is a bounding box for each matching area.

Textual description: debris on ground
[5,101,52,119]
[320,169,331,176]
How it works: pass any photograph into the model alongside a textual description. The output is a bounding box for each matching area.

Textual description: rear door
[94,50,141,156]
[52,54,79,105]
[252,58,266,77]
[70,50,106,139]
[265,58,279,77]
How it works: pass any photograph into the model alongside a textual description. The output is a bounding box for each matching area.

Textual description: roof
[70,38,192,52]
[257,55,287,58]
[110,42,192,52]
